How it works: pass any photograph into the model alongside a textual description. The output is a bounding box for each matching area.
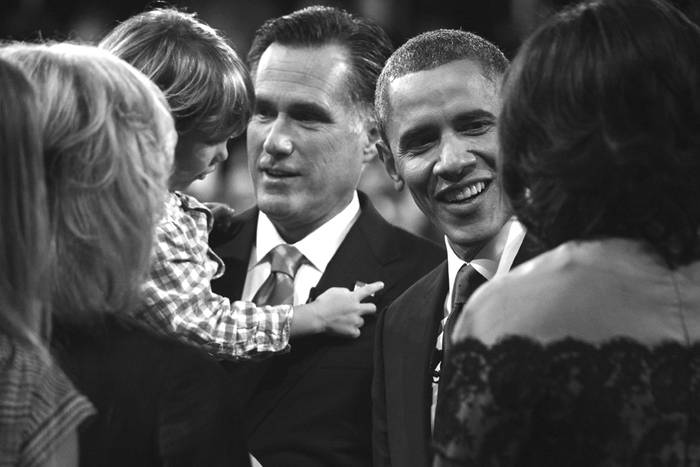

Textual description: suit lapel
[308,196,401,303]
[512,232,541,268]
[388,230,537,465]
[249,194,399,431]
[390,263,448,465]
[211,208,258,300]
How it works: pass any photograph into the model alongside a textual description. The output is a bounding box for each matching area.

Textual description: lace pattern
[433,336,700,466]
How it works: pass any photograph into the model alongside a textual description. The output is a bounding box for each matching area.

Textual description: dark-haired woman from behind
[434,0,700,465]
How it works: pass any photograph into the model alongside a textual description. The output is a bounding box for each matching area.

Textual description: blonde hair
[0,57,49,349]
[100,8,253,142]
[0,43,175,321]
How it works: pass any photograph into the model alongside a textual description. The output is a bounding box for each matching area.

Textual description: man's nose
[433,134,477,181]
[262,118,294,157]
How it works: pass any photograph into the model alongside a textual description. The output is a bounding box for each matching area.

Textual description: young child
[99,8,382,360]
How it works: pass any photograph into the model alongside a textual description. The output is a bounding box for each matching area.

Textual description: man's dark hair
[500,0,700,267]
[247,5,393,111]
[375,29,508,136]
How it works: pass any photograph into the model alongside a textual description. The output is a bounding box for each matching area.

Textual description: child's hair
[100,8,254,143]
[0,56,49,349]
[0,42,175,321]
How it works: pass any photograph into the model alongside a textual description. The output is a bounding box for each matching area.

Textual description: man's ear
[377,140,404,191]
[360,117,381,163]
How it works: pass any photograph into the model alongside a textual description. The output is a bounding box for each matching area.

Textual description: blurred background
[2,0,698,242]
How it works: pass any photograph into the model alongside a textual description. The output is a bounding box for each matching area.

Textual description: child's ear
[377,141,404,191]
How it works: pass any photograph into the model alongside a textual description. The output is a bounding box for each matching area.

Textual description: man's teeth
[445,181,487,202]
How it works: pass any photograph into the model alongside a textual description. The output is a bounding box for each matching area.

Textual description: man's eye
[457,120,493,135]
[291,111,329,124]
[254,106,276,119]
[399,141,434,157]
[295,114,318,123]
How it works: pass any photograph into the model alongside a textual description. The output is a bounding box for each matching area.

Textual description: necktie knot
[443,263,486,357]
[269,244,304,278]
[451,263,485,314]
[252,244,305,306]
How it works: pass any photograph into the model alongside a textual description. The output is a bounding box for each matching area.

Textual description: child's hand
[206,201,236,247]
[312,281,384,338]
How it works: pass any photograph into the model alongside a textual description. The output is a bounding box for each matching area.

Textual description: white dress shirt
[441,217,526,347]
[241,192,361,305]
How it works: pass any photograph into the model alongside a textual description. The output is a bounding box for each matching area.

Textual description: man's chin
[442,223,503,258]
[257,195,298,220]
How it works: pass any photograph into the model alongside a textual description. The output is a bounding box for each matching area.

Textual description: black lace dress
[433,336,700,467]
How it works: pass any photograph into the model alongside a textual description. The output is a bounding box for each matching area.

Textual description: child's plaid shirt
[133,191,292,360]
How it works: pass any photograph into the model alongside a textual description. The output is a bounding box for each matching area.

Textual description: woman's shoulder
[52,316,245,464]
[457,243,585,340]
[461,240,675,342]
[485,240,585,294]
[0,333,94,466]
[54,314,226,379]
[0,334,87,412]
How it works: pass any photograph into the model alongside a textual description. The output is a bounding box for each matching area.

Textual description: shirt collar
[446,217,526,299]
[171,190,209,210]
[167,191,213,226]
[164,191,181,216]
[254,192,361,272]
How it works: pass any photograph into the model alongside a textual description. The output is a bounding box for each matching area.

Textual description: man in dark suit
[371,30,540,467]
[211,7,443,467]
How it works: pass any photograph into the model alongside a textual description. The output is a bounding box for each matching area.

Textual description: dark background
[3,0,697,240]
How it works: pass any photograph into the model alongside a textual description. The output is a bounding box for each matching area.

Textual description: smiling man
[210,7,444,467]
[371,29,540,467]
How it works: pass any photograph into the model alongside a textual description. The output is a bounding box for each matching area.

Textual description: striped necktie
[252,244,305,306]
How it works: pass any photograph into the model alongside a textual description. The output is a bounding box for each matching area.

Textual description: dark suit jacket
[211,192,444,467]
[372,234,539,467]
[52,315,251,467]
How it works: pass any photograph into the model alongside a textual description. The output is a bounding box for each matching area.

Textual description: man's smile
[436,179,491,204]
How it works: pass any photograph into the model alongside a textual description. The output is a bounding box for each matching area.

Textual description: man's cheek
[403,162,432,192]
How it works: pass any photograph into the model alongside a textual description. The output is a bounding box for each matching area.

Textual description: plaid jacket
[133,192,292,360]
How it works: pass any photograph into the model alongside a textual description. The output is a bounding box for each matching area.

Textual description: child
[100,8,382,360]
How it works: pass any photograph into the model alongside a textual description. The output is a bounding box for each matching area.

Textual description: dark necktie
[444,263,486,356]
[433,263,487,433]
[252,244,305,306]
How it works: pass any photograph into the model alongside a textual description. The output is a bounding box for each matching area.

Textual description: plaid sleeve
[135,207,292,360]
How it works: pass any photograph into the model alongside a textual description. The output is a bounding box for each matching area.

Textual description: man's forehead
[385,59,499,126]
[255,43,350,82]
[254,42,358,110]
[389,58,496,96]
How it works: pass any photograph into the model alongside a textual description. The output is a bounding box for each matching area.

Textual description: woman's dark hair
[500,0,700,267]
